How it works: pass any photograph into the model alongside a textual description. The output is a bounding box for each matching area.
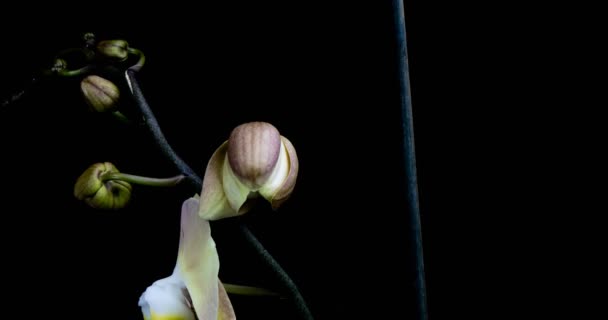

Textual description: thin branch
[125,70,201,189]
[1,75,43,110]
[238,223,314,320]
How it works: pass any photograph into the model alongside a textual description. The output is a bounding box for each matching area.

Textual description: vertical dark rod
[392,1,428,319]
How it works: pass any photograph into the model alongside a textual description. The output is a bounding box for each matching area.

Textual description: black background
[0,2,493,319]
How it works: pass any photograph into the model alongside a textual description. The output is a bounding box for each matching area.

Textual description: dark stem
[125,70,201,189]
[392,1,428,319]
[125,69,314,319]
[238,223,314,320]
[1,74,43,109]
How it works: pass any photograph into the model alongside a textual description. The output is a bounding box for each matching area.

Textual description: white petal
[138,273,195,320]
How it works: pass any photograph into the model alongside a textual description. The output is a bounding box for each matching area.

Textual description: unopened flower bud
[51,58,67,72]
[80,75,120,112]
[228,122,282,189]
[74,162,131,210]
[96,39,129,61]
[199,122,299,220]
[83,32,96,48]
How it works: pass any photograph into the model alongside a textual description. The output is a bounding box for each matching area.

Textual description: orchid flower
[138,197,236,320]
[199,122,299,220]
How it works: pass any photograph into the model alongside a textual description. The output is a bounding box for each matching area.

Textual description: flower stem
[1,75,40,109]
[125,69,314,319]
[125,70,201,189]
[53,47,95,77]
[101,172,185,187]
[223,283,281,297]
[127,48,146,72]
[111,110,131,124]
[56,65,92,77]
[237,223,313,319]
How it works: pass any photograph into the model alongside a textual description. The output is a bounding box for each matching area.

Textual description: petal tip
[269,136,299,209]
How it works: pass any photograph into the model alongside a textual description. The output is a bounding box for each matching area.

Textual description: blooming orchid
[199,122,299,220]
[138,197,236,320]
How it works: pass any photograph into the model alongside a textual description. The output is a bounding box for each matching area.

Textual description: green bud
[51,58,67,72]
[80,75,120,112]
[83,32,96,47]
[74,162,132,210]
[96,39,129,61]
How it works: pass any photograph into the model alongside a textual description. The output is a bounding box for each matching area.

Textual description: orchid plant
[3,33,312,320]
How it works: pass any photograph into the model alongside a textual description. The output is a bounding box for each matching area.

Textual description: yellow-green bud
[96,39,129,61]
[51,58,67,72]
[80,75,120,112]
[74,162,132,210]
[83,32,96,47]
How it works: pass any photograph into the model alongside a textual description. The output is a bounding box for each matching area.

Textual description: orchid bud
[227,122,282,189]
[74,162,131,210]
[198,122,299,220]
[96,39,129,61]
[80,75,120,113]
[51,58,67,73]
[83,32,95,48]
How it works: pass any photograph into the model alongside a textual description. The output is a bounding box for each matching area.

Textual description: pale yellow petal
[260,136,299,209]
[178,198,220,320]
[222,153,253,214]
[198,142,236,220]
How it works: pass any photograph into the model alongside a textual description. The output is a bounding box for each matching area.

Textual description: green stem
[53,47,95,77]
[127,47,146,71]
[101,172,185,187]
[111,111,131,124]
[56,64,92,77]
[223,283,282,297]
[55,47,92,59]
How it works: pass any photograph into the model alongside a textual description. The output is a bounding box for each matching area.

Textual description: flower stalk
[101,172,185,187]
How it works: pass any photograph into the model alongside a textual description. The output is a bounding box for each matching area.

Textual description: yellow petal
[149,312,192,320]
[178,197,220,320]
[198,142,235,220]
